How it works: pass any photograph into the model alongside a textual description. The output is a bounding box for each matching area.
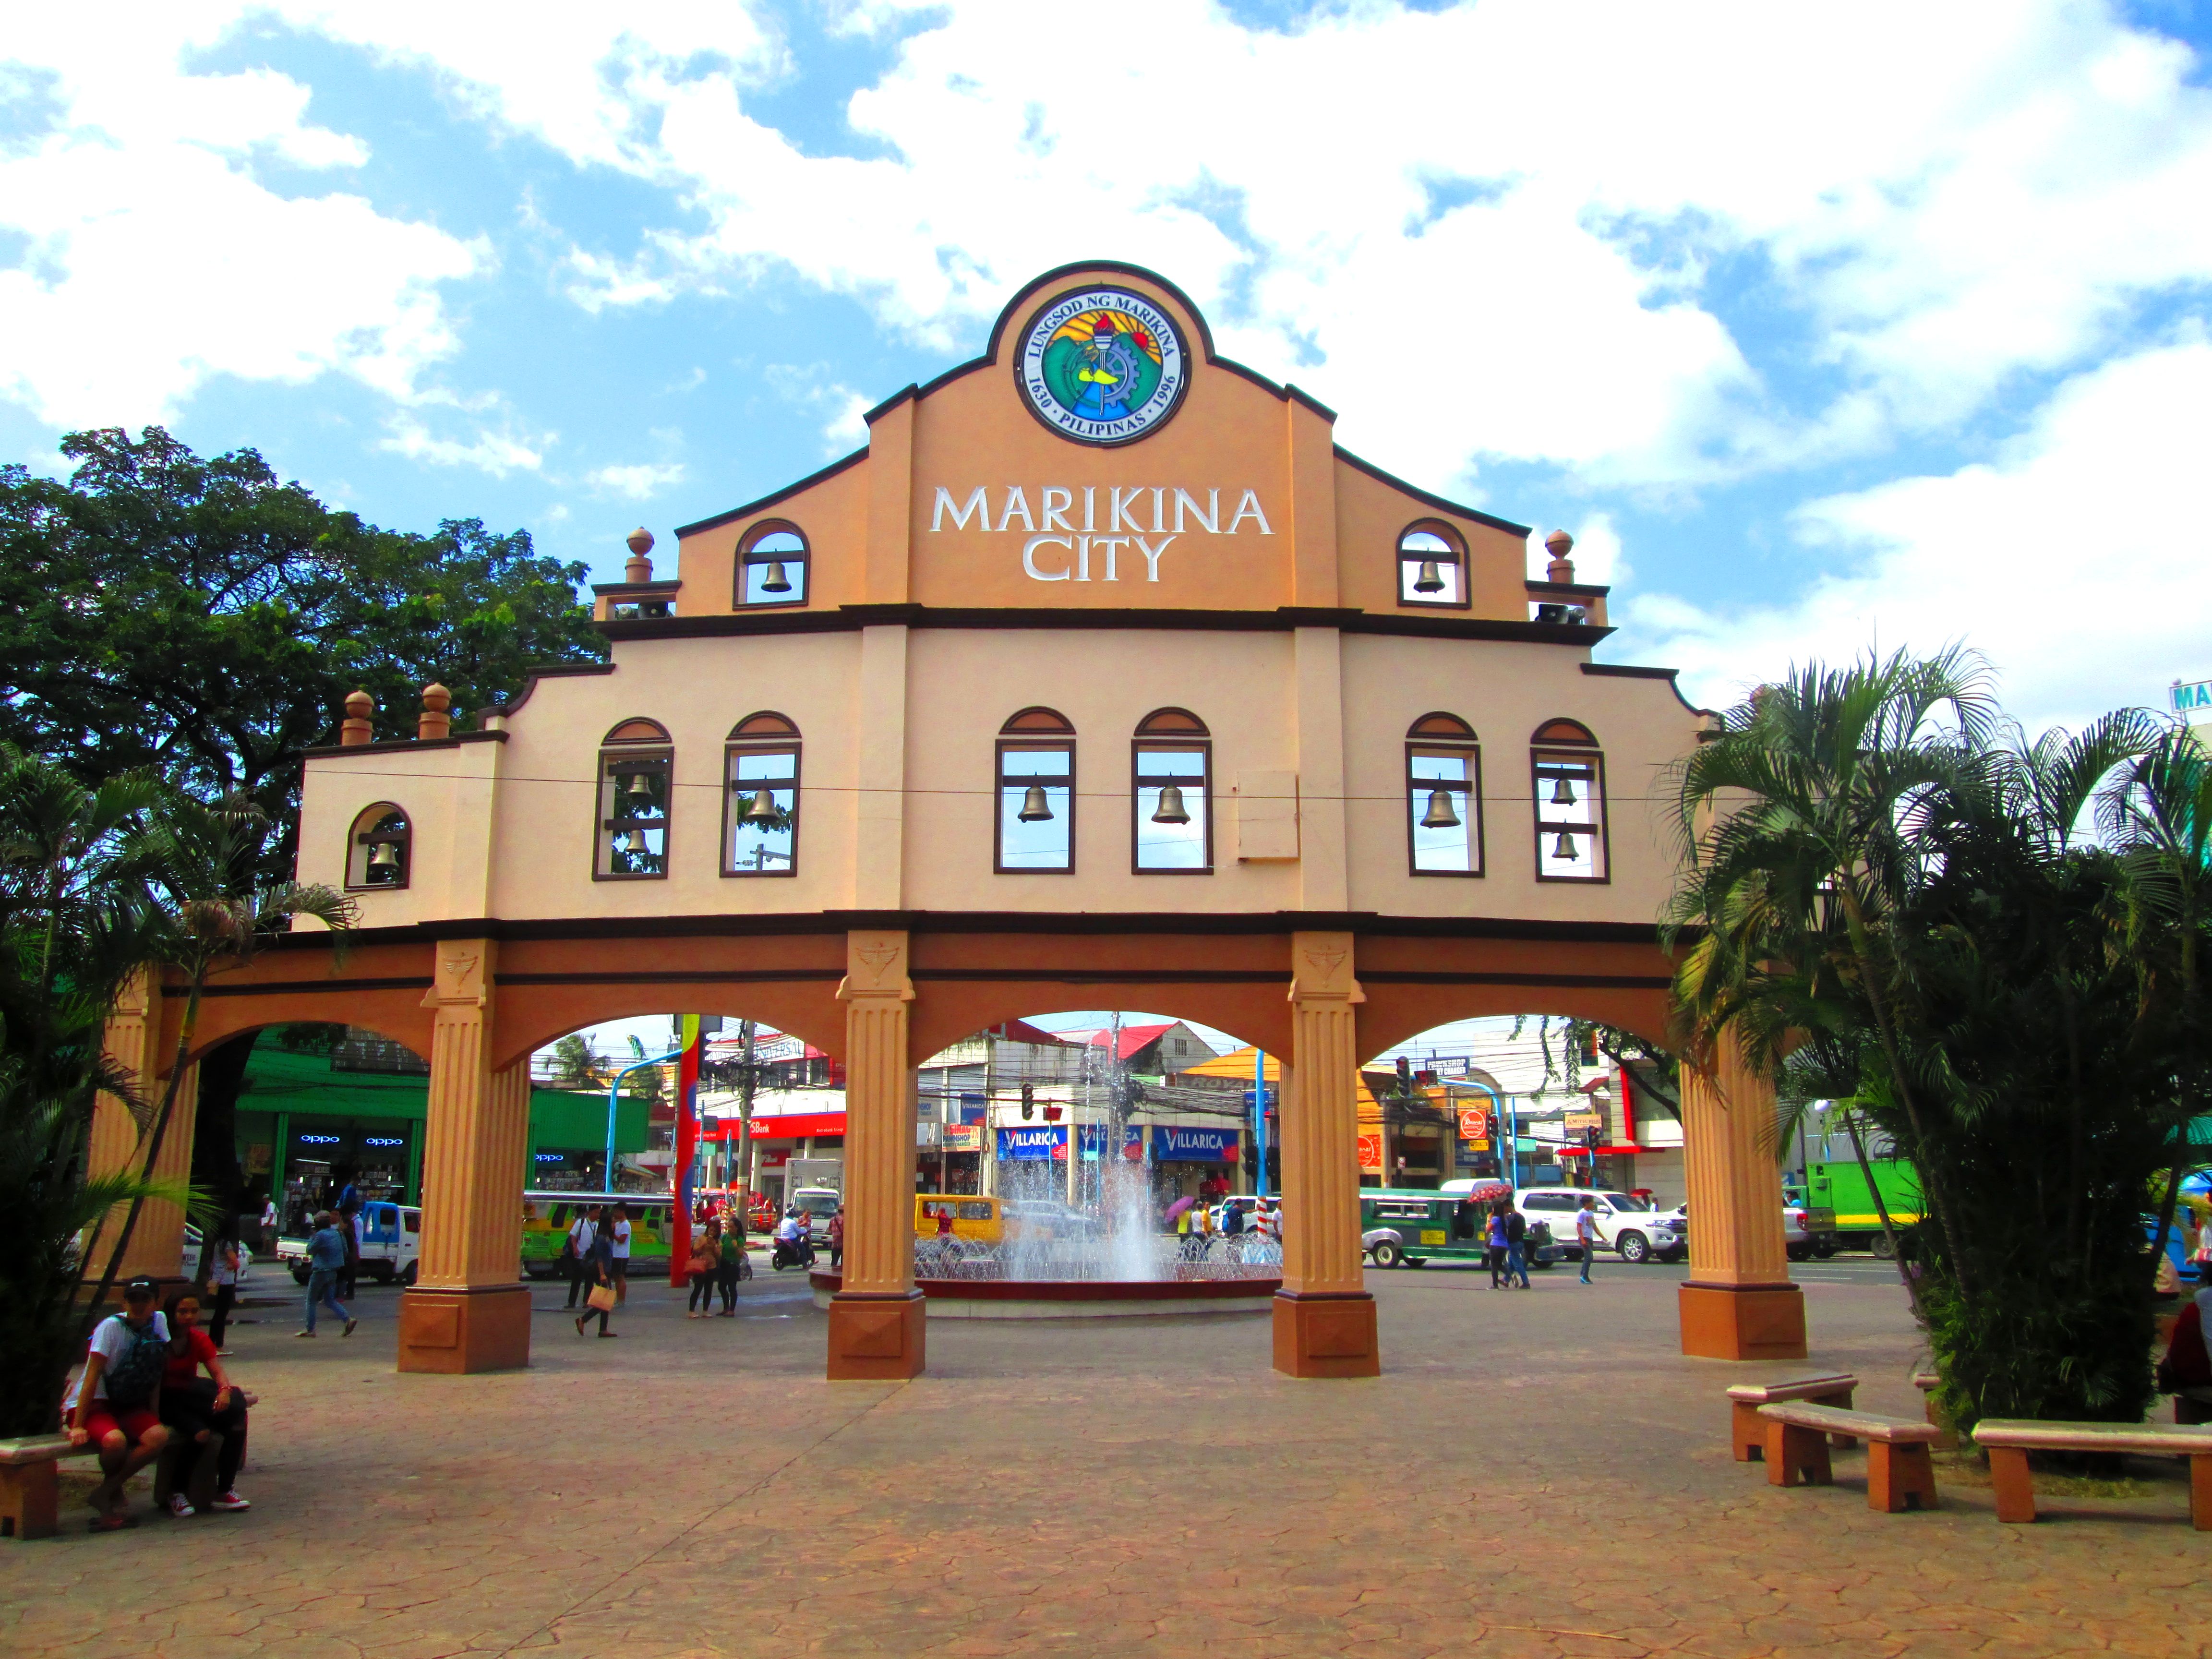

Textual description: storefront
[1138,1123,1242,1201]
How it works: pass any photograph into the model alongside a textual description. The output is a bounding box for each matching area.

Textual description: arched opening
[1396,520,1467,608]
[737,521,809,607]
[597,718,673,879]
[345,803,411,890]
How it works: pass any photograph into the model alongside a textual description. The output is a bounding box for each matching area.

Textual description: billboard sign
[2174,678,2212,717]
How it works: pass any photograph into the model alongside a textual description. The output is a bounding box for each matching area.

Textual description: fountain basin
[807,1270,1280,1319]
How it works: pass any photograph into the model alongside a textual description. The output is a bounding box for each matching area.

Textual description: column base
[1272,1290,1380,1378]
[1678,1281,1807,1361]
[397,1284,532,1374]
[827,1289,927,1381]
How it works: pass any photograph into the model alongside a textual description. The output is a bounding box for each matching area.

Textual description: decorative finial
[419,683,452,742]
[1544,529,1575,584]
[341,690,374,747]
[624,526,654,584]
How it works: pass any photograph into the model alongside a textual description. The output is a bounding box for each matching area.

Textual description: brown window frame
[595,735,673,881]
[995,737,1077,875]
[1396,519,1471,611]
[1131,729,1213,875]
[722,736,801,878]
[346,804,412,892]
[734,519,810,610]
[1530,726,1609,884]
[1406,742,1484,878]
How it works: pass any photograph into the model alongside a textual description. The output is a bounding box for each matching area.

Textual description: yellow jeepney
[913,1193,1008,1243]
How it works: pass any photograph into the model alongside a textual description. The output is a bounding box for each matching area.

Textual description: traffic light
[1021,1083,1034,1121]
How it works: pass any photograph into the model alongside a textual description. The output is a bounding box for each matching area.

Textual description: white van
[788,1186,842,1244]
[1514,1187,1686,1265]
[279,1200,421,1285]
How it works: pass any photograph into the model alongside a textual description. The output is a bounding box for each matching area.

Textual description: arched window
[724,711,800,877]
[736,521,808,608]
[1132,708,1211,874]
[997,708,1075,874]
[1405,713,1481,876]
[1530,719,1607,882]
[1397,521,1467,608]
[597,718,672,879]
[346,804,410,890]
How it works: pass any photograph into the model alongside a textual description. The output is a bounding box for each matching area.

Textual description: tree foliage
[1666,649,2212,1431]
[0,425,605,877]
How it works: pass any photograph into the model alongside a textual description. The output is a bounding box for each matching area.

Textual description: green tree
[1666,650,2209,1431]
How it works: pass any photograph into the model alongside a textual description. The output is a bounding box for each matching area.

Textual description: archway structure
[114,262,1802,1378]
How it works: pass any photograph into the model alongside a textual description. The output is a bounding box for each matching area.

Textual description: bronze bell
[1413,559,1445,594]
[1152,783,1191,825]
[1551,773,1578,807]
[1552,829,1580,862]
[367,842,401,878]
[760,560,793,594]
[1017,783,1053,823]
[740,787,780,825]
[622,827,648,854]
[625,773,655,807]
[1420,789,1460,830]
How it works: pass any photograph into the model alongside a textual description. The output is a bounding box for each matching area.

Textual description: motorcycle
[769,1236,815,1272]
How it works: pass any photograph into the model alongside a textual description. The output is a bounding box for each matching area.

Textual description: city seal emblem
[1014,286,1188,446]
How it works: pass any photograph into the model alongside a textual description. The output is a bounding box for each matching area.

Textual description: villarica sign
[1017,286,1189,446]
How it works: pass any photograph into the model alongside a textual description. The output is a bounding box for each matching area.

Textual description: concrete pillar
[1677,1026,1806,1360]
[89,968,199,1291]
[1273,931,1379,1378]
[826,928,924,1380]
[398,940,531,1373]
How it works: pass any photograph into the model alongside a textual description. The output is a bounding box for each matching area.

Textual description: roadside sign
[1563,1111,1602,1130]
[1456,1106,1490,1142]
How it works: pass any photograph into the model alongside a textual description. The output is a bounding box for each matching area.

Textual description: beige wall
[298,261,1706,933]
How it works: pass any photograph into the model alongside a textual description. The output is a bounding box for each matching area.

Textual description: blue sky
[7,2,2212,729]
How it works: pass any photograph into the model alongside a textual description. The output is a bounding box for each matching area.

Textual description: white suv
[1514,1187,1685,1265]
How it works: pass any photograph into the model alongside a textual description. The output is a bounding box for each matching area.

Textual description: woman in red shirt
[159,1293,254,1516]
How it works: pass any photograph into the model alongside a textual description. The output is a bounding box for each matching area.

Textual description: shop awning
[704,1111,845,1140]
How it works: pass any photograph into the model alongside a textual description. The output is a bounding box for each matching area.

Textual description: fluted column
[826,928,925,1379]
[398,939,531,1372]
[89,968,198,1288]
[1677,1024,1806,1359]
[1273,931,1379,1377]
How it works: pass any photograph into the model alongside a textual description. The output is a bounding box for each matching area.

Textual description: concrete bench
[0,1437,93,1541]
[1911,1371,1958,1448]
[1725,1373,1859,1461]
[1756,1402,1943,1512]
[1972,1419,2212,1528]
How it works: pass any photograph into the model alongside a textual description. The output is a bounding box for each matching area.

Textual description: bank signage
[998,1125,1065,1161]
[1150,1125,1237,1162]
[1016,286,1188,446]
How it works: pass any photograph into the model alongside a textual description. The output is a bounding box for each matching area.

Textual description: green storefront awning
[239,1044,649,1153]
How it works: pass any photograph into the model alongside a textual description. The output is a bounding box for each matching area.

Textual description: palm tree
[76,792,354,1317]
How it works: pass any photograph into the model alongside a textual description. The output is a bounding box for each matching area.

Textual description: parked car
[179,1225,252,1287]
[1210,1195,1281,1237]
[1003,1199,1102,1241]
[1650,1201,1836,1262]
[1514,1187,1686,1265]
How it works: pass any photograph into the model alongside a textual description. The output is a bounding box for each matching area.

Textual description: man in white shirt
[1576,1196,1601,1285]
[564,1206,598,1310]
[67,1276,175,1528]
[608,1202,633,1304]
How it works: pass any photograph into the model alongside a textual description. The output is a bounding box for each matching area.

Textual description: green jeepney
[1359,1185,1560,1270]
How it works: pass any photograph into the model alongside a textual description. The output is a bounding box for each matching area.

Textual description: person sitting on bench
[65,1276,173,1531]
[158,1292,252,1515]
[2157,1282,2212,1395]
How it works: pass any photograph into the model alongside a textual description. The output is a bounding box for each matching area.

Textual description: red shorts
[81,1406,161,1448]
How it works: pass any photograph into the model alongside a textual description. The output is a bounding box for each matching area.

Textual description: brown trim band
[303,732,508,759]
[1357,971,1673,989]
[911,968,1291,985]
[171,976,435,998]
[596,604,1612,648]
[1681,1281,1804,1295]
[496,969,845,987]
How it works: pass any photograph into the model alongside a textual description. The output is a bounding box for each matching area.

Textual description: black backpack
[1505,1210,1527,1244]
[98,1316,169,1409]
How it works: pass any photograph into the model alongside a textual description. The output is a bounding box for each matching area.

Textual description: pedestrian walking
[335,1168,363,1299]
[205,1229,241,1349]
[298,1210,356,1337]
[1504,1205,1531,1287]
[1575,1195,1600,1285]
[716,1214,746,1313]
[576,1224,617,1338]
[608,1202,633,1303]
[258,1193,276,1254]
[563,1204,599,1310]
[828,1205,845,1270]
[686,1222,719,1317]
[1485,1202,1509,1288]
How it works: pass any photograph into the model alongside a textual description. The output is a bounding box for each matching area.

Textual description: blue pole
[1451,1077,1511,1187]
[1254,1047,1268,1200]
[607,1048,684,1191]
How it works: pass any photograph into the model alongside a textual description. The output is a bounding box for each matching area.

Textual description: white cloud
[1620,338,2212,732]
[337,0,2212,493]
[381,414,547,476]
[0,14,484,427]
[584,460,686,498]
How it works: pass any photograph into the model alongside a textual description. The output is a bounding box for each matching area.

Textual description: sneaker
[208,1490,251,1513]
[342,1318,358,1337]
[294,1329,316,1338]
[166,1492,195,1519]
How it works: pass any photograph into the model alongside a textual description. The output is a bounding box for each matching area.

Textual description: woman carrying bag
[685,1221,720,1318]
[575,1223,619,1338]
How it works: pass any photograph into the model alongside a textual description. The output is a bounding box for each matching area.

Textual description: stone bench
[1972,1419,2212,1528]
[1725,1373,1859,1461]
[1756,1402,1943,1512]
[0,1436,93,1541]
